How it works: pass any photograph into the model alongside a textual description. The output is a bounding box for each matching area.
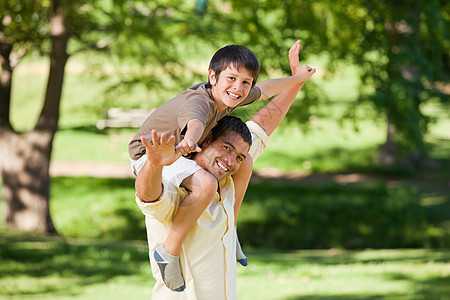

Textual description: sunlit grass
[1,232,448,300]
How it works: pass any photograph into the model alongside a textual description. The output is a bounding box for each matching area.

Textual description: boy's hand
[141,130,181,167]
[289,39,316,81]
[175,138,202,156]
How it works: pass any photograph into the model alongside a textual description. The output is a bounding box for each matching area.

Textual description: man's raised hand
[141,130,181,167]
[289,39,316,81]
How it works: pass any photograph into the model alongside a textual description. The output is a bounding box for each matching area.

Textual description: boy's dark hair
[208,45,260,87]
[210,116,252,147]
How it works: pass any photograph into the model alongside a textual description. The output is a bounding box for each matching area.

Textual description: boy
[129,40,315,291]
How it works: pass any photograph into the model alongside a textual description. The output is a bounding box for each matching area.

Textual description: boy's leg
[231,154,253,266]
[154,168,217,291]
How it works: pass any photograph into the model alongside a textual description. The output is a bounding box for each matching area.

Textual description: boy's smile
[209,65,253,112]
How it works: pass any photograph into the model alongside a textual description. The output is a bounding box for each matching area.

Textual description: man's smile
[217,160,230,173]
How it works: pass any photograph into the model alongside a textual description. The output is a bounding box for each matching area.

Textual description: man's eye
[224,145,230,151]
[237,156,244,162]
[228,77,235,81]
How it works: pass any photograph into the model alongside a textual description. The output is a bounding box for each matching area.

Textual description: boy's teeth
[228,92,240,99]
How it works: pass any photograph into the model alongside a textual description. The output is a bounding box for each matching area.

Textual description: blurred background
[0,0,449,299]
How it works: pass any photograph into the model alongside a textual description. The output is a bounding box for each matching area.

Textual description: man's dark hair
[211,116,252,147]
[208,45,260,87]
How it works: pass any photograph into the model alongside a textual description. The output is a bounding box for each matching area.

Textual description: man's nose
[225,153,237,165]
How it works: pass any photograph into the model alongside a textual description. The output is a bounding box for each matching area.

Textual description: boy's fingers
[194,144,202,152]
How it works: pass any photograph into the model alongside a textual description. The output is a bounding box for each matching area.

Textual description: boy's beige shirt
[134,121,270,300]
[129,83,261,160]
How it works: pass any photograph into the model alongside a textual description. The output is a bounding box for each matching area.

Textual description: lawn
[1,231,449,300]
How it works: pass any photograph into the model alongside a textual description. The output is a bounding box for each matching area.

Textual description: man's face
[209,64,253,111]
[194,130,250,181]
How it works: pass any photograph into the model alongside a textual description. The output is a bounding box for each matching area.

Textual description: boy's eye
[228,77,235,81]
[224,145,230,151]
[237,156,244,162]
[243,81,250,86]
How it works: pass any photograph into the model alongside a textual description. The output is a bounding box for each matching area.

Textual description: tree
[195,0,448,169]
[0,0,70,233]
[322,0,449,169]
[0,0,221,233]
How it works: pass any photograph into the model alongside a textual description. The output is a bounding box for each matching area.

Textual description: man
[132,47,315,299]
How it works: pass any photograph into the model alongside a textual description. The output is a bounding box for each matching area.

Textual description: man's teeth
[217,161,229,172]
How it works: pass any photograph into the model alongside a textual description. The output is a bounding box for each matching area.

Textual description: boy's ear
[208,69,217,86]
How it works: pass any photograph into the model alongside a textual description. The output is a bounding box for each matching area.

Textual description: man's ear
[201,131,213,147]
[208,69,217,86]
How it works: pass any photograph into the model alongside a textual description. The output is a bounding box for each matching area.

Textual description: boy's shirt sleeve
[178,96,215,135]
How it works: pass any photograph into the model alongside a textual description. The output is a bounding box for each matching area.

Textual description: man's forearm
[135,160,164,203]
[251,83,303,137]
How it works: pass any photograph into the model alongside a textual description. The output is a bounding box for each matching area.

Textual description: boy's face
[209,64,254,111]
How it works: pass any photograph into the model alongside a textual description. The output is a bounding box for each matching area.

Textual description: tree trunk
[0,0,69,234]
[0,130,57,233]
[378,118,437,170]
[0,42,13,129]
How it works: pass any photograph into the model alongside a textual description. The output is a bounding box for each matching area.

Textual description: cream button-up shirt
[134,121,270,300]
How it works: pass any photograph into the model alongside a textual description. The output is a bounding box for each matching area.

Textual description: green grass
[1,176,446,249]
[1,231,449,300]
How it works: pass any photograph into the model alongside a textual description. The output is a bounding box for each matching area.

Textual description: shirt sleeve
[246,120,271,161]
[178,96,215,133]
[135,178,186,224]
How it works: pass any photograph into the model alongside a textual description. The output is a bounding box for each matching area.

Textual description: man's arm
[250,84,303,136]
[255,40,316,101]
[135,130,181,203]
[251,40,314,136]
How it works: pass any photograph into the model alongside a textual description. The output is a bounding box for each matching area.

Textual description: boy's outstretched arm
[176,119,204,156]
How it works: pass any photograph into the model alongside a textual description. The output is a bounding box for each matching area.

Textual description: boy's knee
[193,169,218,199]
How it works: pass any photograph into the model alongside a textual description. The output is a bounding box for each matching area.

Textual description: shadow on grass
[281,273,450,300]
[246,248,450,268]
[0,231,150,297]
[238,178,449,249]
